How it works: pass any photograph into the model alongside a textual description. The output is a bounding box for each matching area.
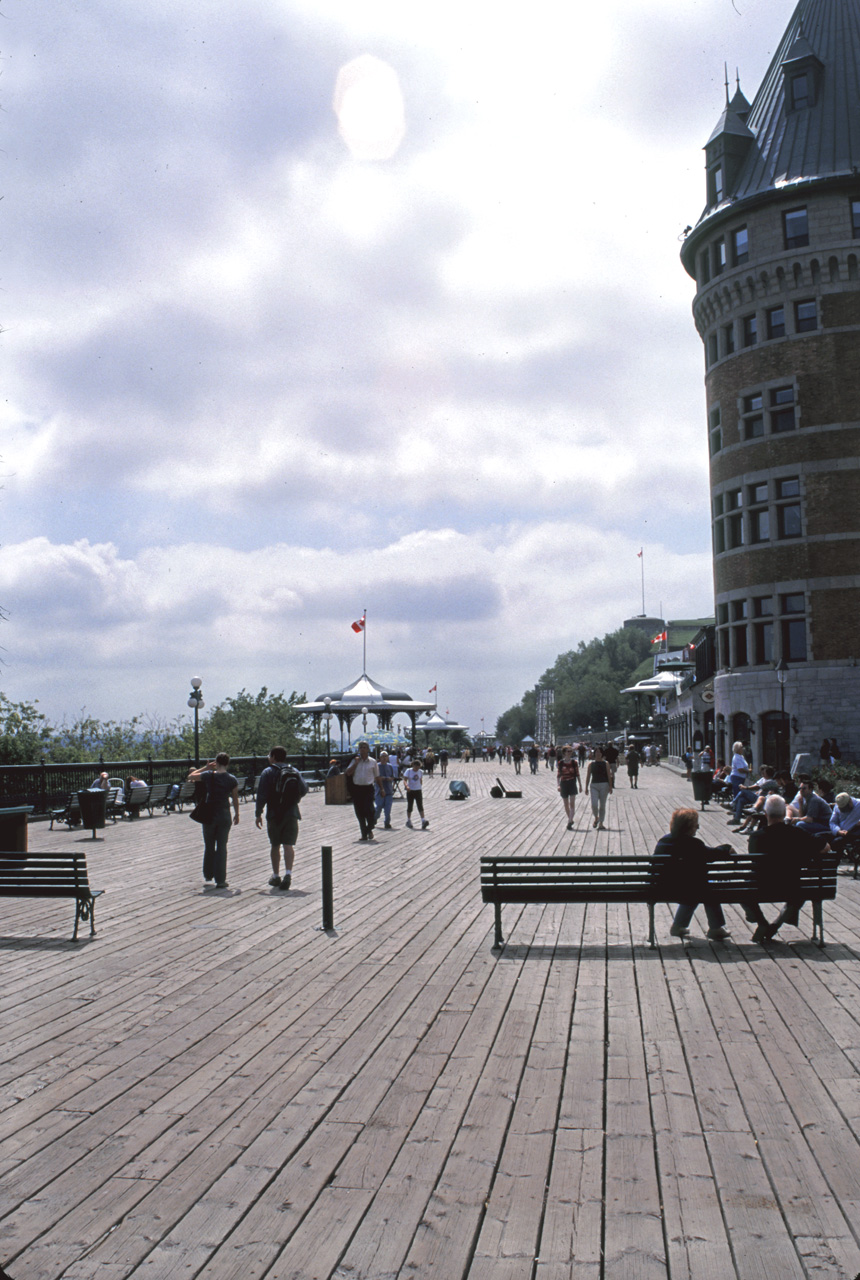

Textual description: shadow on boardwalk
[3,764,860,1279]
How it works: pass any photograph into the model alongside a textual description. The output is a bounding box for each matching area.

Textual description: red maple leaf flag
[652,630,667,644]
[429,684,437,693]
[637,549,643,558]
[351,612,366,634]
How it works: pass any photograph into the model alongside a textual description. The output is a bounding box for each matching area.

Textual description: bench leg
[648,903,656,948]
[493,903,505,951]
[74,895,98,942]
[812,901,825,947]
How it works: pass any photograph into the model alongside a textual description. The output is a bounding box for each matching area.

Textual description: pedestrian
[626,745,640,788]
[528,743,540,774]
[424,747,435,776]
[188,753,240,889]
[512,746,523,775]
[404,758,429,829]
[374,751,397,829]
[254,746,307,890]
[439,747,449,777]
[345,741,381,841]
[585,745,613,830]
[557,747,581,828]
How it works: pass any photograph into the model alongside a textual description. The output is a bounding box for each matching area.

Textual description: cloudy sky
[0,0,793,736]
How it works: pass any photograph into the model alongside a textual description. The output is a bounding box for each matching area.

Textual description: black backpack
[272,764,308,814]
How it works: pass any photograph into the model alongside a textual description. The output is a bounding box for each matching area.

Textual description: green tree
[196,688,308,758]
[497,628,652,741]
[496,688,537,743]
[0,693,53,764]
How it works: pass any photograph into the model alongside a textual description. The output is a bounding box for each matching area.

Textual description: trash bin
[324,773,350,806]
[77,789,107,837]
[0,805,33,852]
[691,771,713,810]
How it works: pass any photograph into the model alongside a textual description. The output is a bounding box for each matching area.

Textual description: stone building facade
[680,0,860,769]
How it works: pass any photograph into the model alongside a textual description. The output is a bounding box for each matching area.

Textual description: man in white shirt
[346,741,380,841]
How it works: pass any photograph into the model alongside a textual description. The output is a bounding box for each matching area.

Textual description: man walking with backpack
[255,746,308,890]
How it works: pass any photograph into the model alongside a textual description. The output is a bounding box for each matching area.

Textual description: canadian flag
[652,630,667,644]
[429,684,437,693]
[637,549,643,558]
[351,612,366,634]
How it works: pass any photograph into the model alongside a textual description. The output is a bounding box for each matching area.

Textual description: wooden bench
[480,852,839,950]
[300,770,325,792]
[0,850,105,941]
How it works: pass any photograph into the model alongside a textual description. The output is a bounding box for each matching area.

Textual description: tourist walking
[404,759,429,829]
[374,751,397,829]
[626,745,640,788]
[346,741,380,841]
[255,746,307,890]
[557,747,581,828]
[585,746,613,830]
[188,753,240,889]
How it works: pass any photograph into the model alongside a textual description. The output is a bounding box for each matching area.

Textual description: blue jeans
[733,788,757,821]
[202,814,232,884]
[375,791,393,824]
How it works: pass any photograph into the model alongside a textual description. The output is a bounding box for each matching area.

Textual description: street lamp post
[323,697,332,757]
[187,677,204,767]
[776,658,790,772]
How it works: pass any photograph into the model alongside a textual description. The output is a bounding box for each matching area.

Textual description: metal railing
[0,753,351,815]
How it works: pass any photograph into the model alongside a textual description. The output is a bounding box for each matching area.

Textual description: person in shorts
[255,746,306,889]
[557,747,581,828]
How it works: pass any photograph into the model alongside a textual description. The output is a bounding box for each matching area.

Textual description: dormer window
[708,164,724,206]
[790,73,810,109]
[781,34,823,110]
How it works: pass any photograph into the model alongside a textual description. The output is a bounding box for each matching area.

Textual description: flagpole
[640,549,645,615]
[363,607,367,675]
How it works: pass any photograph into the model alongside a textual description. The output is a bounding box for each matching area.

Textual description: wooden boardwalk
[3,764,860,1279]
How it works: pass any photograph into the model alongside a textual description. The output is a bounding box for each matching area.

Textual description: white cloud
[0,528,713,728]
[2,0,782,731]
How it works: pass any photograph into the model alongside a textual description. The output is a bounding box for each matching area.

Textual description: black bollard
[321,845,334,932]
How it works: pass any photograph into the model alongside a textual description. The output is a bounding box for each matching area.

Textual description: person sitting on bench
[652,808,733,941]
[746,794,830,942]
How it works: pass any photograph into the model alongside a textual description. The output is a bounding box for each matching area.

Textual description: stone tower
[680,0,860,769]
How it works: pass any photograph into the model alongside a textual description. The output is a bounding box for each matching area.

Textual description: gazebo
[414,709,470,748]
[296,673,436,751]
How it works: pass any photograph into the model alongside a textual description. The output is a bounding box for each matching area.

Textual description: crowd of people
[183,735,857,947]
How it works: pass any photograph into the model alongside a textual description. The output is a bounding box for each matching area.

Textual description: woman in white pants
[585,746,613,830]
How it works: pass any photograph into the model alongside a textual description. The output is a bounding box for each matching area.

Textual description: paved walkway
[3,764,860,1279]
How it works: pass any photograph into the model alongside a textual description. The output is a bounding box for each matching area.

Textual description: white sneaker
[406,820,413,828]
[422,820,429,829]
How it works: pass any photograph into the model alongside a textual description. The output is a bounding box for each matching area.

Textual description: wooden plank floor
[3,764,860,1279]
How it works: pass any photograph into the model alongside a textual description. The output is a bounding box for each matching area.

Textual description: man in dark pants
[346,741,380,841]
[747,794,829,941]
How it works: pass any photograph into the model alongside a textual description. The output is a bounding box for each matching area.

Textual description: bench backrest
[0,851,94,898]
